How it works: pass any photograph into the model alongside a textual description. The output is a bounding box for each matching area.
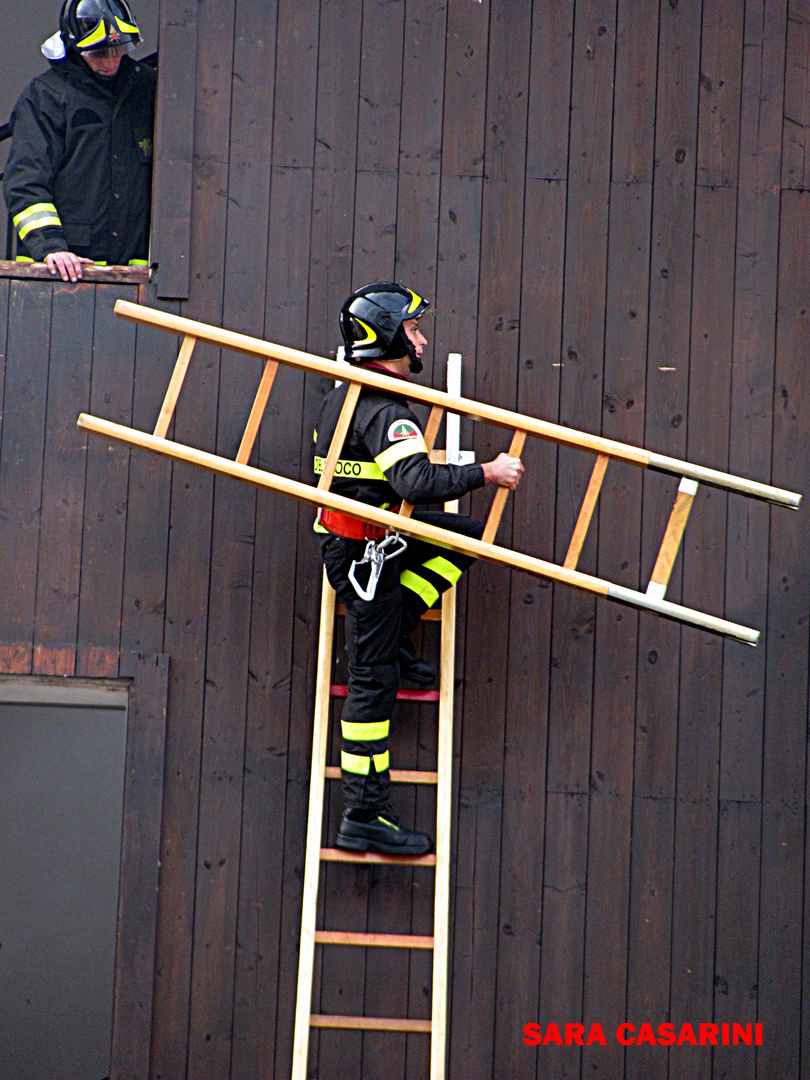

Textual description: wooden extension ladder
[77,300,802,646]
[292,574,457,1078]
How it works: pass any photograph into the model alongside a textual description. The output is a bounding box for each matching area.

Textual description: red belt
[319,507,398,541]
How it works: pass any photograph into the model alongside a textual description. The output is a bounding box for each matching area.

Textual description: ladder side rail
[563,453,611,570]
[235,359,279,464]
[291,571,336,1080]
[153,333,197,438]
[316,382,362,491]
[113,300,799,508]
[431,583,457,1080]
[480,429,527,545]
[399,404,445,519]
[75,414,761,645]
[646,478,698,600]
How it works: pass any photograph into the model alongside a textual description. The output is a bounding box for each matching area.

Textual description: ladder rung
[320,847,437,866]
[324,766,438,784]
[330,684,439,702]
[314,930,434,949]
[336,603,441,621]
[310,1014,432,1033]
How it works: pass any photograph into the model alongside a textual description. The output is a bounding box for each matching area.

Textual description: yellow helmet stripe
[115,16,140,33]
[352,317,377,346]
[76,20,107,48]
[407,289,424,313]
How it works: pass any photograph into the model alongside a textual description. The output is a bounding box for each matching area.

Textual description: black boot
[337,804,433,856]
[398,637,435,687]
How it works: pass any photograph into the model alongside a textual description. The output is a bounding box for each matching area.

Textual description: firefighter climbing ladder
[78,299,801,648]
[290,354,469,1078]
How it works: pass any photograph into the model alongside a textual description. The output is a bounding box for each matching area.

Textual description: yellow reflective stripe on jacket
[375,435,427,473]
[341,750,371,775]
[14,203,62,240]
[341,718,390,742]
[400,569,439,609]
[128,259,148,266]
[15,256,35,263]
[314,455,385,480]
[422,555,462,586]
[373,751,390,773]
[13,202,59,226]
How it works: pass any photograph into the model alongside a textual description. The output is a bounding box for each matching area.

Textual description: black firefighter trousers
[321,510,484,810]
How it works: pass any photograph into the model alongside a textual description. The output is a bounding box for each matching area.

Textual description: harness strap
[319,507,399,541]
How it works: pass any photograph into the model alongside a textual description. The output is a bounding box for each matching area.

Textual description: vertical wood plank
[668,165,738,1080]
[555,6,619,1077]
[525,0,574,181]
[218,7,279,1073]
[591,9,657,1073]
[182,1,249,1075]
[109,651,169,1080]
[394,0,447,387]
[594,11,658,1072]
[493,162,565,1080]
[119,287,178,667]
[272,0,319,170]
[713,800,760,1080]
[720,0,786,805]
[537,791,588,1080]
[441,0,489,178]
[624,796,675,1080]
[781,0,810,189]
[32,284,94,675]
[76,285,139,677]
[453,5,531,1078]
[150,0,234,1069]
[0,280,51,672]
[306,0,362,360]
[760,189,810,1080]
[152,1,198,298]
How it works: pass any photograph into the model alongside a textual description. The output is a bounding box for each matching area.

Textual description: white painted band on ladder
[607,583,759,646]
[645,581,668,601]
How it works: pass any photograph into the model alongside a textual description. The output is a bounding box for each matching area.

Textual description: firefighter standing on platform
[313,282,523,856]
[3,0,155,283]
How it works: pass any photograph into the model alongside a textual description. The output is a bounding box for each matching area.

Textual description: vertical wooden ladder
[290,575,457,1079]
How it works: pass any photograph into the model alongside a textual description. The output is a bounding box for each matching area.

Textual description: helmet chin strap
[408,348,423,374]
[381,324,422,373]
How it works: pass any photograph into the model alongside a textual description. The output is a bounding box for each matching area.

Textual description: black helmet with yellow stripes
[340,281,430,373]
[60,0,141,54]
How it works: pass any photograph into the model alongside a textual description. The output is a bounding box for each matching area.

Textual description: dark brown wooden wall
[1,2,809,1078]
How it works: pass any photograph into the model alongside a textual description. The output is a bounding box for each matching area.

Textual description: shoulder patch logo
[387,419,421,441]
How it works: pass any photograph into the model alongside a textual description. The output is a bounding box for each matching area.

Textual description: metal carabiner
[347,530,408,601]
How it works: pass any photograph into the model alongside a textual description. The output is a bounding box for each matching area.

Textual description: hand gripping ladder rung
[76,300,803,647]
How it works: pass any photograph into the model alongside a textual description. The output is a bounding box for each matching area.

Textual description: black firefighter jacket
[313,374,486,514]
[3,52,156,265]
